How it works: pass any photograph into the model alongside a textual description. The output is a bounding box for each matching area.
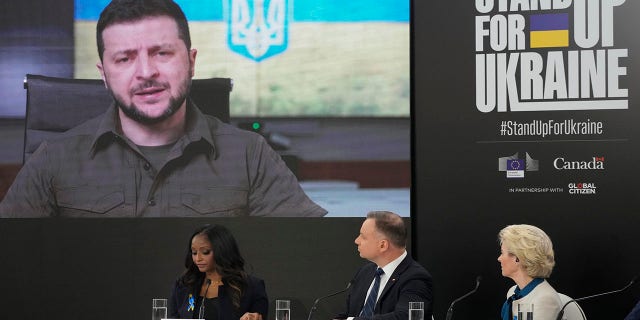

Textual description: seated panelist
[498,224,562,320]
[169,224,268,320]
[335,211,433,320]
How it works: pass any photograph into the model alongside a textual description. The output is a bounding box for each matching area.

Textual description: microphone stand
[445,276,481,320]
[307,281,353,320]
[555,276,637,320]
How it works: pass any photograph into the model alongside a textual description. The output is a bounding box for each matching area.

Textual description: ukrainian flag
[530,13,569,48]
[74,0,410,117]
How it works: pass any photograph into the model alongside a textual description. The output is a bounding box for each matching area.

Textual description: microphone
[307,280,354,320]
[198,279,212,320]
[555,276,637,320]
[445,276,481,320]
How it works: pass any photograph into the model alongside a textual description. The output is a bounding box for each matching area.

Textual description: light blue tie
[360,268,385,317]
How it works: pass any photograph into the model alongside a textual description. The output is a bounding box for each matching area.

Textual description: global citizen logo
[553,156,604,170]
[568,182,596,194]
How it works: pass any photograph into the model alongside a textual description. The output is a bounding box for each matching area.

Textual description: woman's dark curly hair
[179,224,247,310]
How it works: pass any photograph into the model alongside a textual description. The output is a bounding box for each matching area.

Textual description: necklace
[201,278,222,298]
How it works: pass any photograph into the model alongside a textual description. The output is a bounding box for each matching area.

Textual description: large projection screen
[0,0,411,218]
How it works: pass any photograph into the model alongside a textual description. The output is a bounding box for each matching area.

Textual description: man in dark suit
[336,211,433,320]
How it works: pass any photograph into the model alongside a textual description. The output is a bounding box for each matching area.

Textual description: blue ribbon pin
[188,294,195,312]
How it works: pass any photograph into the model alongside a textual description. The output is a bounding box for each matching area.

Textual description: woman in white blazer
[498,224,562,320]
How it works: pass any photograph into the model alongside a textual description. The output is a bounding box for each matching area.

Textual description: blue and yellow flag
[530,13,569,48]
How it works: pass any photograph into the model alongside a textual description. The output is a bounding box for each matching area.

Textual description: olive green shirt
[0,104,326,217]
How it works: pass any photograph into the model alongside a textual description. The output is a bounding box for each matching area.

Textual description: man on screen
[0,0,326,217]
[336,211,433,320]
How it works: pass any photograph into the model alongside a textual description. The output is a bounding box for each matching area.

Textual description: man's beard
[111,77,191,125]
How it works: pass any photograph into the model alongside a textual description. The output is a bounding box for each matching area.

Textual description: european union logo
[506,159,525,178]
[228,0,290,62]
[507,159,525,171]
[530,13,569,48]
[498,152,539,179]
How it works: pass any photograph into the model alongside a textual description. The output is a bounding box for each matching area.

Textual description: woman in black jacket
[169,224,268,320]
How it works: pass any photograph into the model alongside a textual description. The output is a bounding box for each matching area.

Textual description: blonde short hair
[499,224,555,278]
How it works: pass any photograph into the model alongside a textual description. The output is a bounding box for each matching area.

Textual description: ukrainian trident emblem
[227,0,290,62]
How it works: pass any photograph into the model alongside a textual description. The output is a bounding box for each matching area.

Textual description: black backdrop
[413,0,640,319]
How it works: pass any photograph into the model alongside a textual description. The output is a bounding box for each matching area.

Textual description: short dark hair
[367,211,407,248]
[96,0,191,61]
